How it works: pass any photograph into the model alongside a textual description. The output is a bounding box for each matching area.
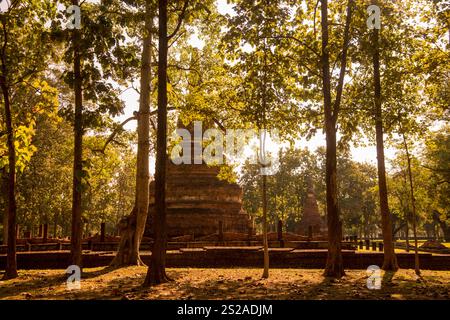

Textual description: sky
[115,0,397,174]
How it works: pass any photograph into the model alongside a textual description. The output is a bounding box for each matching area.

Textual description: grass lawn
[0,267,448,300]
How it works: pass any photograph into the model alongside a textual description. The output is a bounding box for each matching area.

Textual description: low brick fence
[0,242,90,254]
[0,240,357,254]
[1,248,448,270]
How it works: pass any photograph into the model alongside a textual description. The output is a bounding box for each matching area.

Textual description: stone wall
[145,161,251,237]
[2,249,449,270]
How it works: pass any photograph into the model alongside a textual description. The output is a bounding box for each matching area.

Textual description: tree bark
[402,133,420,276]
[144,0,169,286]
[371,27,398,271]
[70,0,84,268]
[111,0,152,267]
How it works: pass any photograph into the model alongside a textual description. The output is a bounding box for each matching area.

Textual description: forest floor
[0,267,449,300]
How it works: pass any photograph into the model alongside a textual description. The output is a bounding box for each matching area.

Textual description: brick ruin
[144,121,251,238]
[296,179,327,237]
[144,161,251,238]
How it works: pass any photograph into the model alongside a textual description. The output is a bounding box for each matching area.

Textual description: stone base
[146,210,250,238]
[144,162,252,238]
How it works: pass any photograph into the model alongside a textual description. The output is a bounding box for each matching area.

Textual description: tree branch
[212,118,226,133]
[331,0,353,124]
[267,35,321,59]
[167,0,189,40]
[285,54,322,79]
[93,115,137,154]
[168,30,185,48]
[421,164,450,173]
[313,0,320,39]
[94,107,177,154]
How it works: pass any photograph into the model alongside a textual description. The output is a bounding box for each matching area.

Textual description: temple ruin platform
[1,248,449,270]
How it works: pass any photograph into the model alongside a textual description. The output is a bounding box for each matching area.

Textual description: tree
[344,0,442,270]
[15,115,72,239]
[144,0,171,285]
[111,0,153,267]
[143,0,226,284]
[0,0,57,279]
[240,147,323,234]
[320,0,353,278]
[54,0,131,267]
[70,0,84,268]
[222,0,301,278]
[422,127,450,241]
[370,6,398,271]
[12,109,136,241]
[400,130,420,276]
[338,159,379,238]
[366,0,444,270]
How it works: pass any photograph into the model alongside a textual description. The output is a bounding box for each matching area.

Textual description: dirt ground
[0,267,448,300]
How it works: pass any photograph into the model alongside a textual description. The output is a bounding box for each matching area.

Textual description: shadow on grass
[129,271,334,300]
[381,270,397,287]
[1,268,448,300]
[0,267,187,300]
[0,266,118,299]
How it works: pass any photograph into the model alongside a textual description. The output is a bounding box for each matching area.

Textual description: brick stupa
[144,121,251,238]
[296,179,327,237]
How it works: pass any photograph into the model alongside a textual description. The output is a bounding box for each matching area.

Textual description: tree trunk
[371,27,398,271]
[402,133,420,276]
[70,0,84,268]
[260,38,269,279]
[405,221,410,252]
[262,173,269,278]
[432,210,449,241]
[111,0,152,267]
[1,15,18,278]
[321,0,345,278]
[1,168,8,245]
[2,202,7,245]
[144,0,169,286]
[438,221,450,242]
[53,210,59,238]
[1,72,18,279]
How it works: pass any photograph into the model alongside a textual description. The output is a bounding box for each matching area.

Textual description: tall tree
[54,0,130,267]
[422,128,450,241]
[70,0,84,268]
[400,130,420,276]
[0,0,57,279]
[112,0,153,267]
[370,15,398,271]
[0,20,17,277]
[223,0,301,278]
[144,0,171,285]
[320,0,353,278]
[143,0,210,285]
